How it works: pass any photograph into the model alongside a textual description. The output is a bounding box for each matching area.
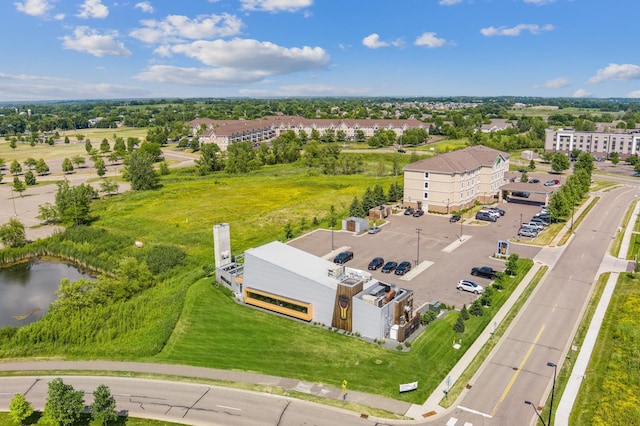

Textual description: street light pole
[524,400,547,426]
[547,362,557,426]
[10,187,17,216]
[570,204,575,232]
[416,228,422,265]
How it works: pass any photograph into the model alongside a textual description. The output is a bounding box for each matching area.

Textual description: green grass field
[569,273,640,425]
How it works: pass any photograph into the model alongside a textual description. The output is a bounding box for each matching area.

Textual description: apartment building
[403,145,510,213]
[545,127,640,159]
[188,116,427,151]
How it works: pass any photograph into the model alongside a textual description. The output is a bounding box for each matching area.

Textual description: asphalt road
[436,183,638,426]
[0,376,380,426]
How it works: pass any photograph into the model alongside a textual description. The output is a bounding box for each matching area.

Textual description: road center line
[491,324,545,416]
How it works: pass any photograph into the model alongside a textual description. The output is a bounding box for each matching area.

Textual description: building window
[423,192,429,200]
[424,182,429,189]
[424,172,429,179]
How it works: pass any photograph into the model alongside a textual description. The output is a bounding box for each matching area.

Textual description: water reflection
[0,261,93,327]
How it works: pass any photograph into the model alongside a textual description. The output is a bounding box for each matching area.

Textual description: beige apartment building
[188,116,427,151]
[545,127,640,159]
[403,145,510,213]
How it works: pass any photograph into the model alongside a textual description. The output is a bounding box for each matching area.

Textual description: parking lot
[288,200,545,312]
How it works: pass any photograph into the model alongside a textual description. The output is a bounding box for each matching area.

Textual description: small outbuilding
[342,217,369,233]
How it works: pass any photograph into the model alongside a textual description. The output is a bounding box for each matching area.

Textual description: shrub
[469,299,484,317]
[143,245,186,275]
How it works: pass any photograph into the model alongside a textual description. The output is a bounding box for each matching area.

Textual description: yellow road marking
[491,324,545,416]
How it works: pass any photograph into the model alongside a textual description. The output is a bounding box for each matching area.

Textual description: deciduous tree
[62,158,74,174]
[0,217,27,248]
[9,393,33,425]
[90,384,118,426]
[10,159,22,175]
[43,378,84,426]
[35,158,50,175]
[122,150,159,190]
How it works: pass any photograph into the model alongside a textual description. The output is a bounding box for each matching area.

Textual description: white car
[457,279,484,294]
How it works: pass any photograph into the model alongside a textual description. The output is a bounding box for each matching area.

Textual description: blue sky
[1,0,639,101]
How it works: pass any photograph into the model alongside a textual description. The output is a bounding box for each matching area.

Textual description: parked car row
[518,208,551,237]
[367,257,413,275]
[475,206,505,223]
[404,207,425,217]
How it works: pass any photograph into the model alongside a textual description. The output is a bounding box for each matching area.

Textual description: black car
[333,251,354,265]
[529,179,540,184]
[450,214,461,223]
[404,207,415,215]
[518,168,528,173]
[368,257,384,270]
[397,148,406,153]
[471,266,498,279]
[381,261,398,273]
[512,191,530,198]
[395,261,412,275]
[412,209,424,217]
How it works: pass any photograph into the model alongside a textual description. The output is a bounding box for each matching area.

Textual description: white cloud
[14,0,53,16]
[588,64,640,84]
[130,14,242,44]
[135,65,270,86]
[54,13,65,20]
[480,23,553,37]
[523,0,556,5]
[138,38,329,86]
[135,2,154,14]
[0,72,150,100]
[439,0,462,5]
[538,77,570,89]
[162,38,329,73]
[61,27,131,57]
[240,0,313,13]
[77,0,109,19]
[362,34,388,49]
[415,32,448,48]
[627,90,640,98]
[572,88,592,98]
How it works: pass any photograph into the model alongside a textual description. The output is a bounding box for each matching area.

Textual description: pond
[0,260,93,327]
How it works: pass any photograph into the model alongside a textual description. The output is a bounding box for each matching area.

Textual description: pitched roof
[404,145,510,174]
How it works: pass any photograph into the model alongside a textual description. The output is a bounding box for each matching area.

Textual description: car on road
[633,172,640,177]
[518,228,538,237]
[457,279,484,294]
[544,179,560,186]
[471,266,498,279]
[450,214,461,223]
[395,261,412,275]
[397,148,406,153]
[404,207,415,216]
[381,261,398,274]
[368,257,384,270]
[412,209,424,217]
[529,179,540,184]
[368,226,381,234]
[333,251,354,265]
[476,211,497,222]
[518,168,528,173]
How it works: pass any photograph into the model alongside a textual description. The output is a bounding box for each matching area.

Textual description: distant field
[0,127,147,163]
